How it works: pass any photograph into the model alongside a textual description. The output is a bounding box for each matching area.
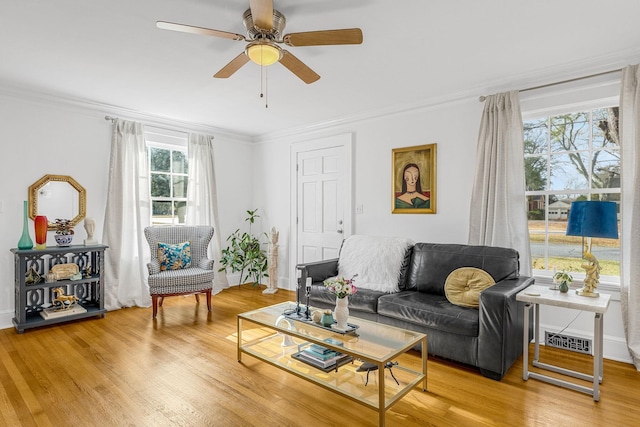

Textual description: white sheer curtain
[185,132,229,293]
[620,64,640,370]
[102,119,152,310]
[468,91,532,275]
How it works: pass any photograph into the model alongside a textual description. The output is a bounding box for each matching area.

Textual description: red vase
[34,215,48,250]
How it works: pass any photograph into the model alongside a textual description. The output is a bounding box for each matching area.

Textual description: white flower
[323,275,358,299]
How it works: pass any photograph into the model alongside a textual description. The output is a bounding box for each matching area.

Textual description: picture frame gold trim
[392,143,436,214]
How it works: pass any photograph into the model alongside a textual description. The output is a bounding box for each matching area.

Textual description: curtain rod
[103,115,214,139]
[478,68,622,102]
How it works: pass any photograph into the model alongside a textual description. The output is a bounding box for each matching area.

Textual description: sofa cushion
[337,235,414,293]
[444,267,495,308]
[310,285,385,314]
[406,243,519,295]
[377,291,480,337]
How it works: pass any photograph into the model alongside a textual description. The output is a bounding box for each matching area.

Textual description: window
[145,128,189,225]
[524,107,620,282]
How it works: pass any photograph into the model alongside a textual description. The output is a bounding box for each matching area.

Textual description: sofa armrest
[295,259,339,303]
[478,276,534,380]
[296,258,339,283]
[199,258,215,270]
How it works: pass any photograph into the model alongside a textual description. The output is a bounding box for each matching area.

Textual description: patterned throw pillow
[158,241,192,271]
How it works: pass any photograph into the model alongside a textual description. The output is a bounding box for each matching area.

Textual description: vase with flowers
[553,270,573,293]
[54,218,74,246]
[323,274,358,329]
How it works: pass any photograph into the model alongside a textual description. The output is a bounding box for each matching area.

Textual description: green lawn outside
[529,220,620,276]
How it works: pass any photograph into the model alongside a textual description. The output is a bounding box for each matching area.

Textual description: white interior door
[290,134,352,281]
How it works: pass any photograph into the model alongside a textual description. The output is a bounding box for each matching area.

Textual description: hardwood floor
[0,287,638,426]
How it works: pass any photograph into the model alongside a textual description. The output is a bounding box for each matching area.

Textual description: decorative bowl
[55,234,73,246]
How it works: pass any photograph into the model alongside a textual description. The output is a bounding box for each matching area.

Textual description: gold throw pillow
[444,267,495,308]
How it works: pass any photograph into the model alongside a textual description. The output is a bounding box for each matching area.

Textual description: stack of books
[293,343,352,371]
[40,304,87,319]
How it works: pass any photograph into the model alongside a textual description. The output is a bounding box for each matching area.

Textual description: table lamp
[566,200,619,297]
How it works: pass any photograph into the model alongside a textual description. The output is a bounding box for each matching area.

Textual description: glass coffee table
[237,302,427,426]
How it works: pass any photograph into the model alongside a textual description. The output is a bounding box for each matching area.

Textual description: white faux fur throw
[337,235,414,293]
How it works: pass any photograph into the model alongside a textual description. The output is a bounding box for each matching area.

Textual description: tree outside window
[524,107,620,280]
[149,147,188,225]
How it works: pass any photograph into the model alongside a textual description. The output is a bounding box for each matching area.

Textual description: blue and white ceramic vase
[55,234,73,246]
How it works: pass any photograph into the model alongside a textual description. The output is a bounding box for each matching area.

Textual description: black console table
[10,244,108,333]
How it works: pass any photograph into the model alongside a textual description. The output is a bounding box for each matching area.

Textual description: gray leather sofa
[296,242,534,380]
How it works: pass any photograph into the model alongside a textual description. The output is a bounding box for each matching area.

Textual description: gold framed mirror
[28,174,86,230]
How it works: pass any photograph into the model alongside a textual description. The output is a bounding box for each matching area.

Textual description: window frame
[522,102,621,288]
[144,128,189,226]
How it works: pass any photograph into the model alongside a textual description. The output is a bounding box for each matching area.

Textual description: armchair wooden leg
[206,289,212,312]
[152,295,159,319]
[195,294,200,303]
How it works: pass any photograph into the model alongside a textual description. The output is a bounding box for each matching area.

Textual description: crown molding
[3,46,640,146]
[0,81,253,144]
[254,47,640,143]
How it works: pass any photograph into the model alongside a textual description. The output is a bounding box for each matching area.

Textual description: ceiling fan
[157,0,363,84]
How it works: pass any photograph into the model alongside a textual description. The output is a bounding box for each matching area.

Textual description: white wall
[0,90,253,328]
[253,94,632,364]
[0,83,632,365]
[0,95,110,328]
[253,97,484,287]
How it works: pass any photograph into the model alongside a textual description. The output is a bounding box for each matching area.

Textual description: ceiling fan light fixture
[246,41,281,66]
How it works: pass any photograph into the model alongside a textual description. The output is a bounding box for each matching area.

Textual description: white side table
[516,284,610,401]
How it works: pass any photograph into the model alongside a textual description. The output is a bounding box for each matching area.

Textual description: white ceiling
[2,0,640,138]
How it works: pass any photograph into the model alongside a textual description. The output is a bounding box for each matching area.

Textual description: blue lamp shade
[566,201,619,239]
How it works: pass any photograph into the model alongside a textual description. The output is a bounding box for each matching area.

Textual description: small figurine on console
[83,217,98,246]
[52,287,79,311]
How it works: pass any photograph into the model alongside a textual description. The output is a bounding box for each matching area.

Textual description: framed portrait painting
[392,143,436,214]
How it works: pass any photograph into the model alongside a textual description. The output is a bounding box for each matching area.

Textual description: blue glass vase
[17,200,33,250]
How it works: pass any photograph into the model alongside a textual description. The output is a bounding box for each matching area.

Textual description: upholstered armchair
[144,225,215,318]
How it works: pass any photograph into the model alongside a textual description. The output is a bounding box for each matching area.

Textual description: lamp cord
[553,311,582,336]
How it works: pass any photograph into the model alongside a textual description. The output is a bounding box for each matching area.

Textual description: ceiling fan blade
[279,50,320,84]
[157,21,245,41]
[249,0,274,30]
[283,28,363,47]
[214,53,250,78]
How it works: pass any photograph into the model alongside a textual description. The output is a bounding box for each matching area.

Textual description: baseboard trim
[539,322,632,364]
[0,310,14,331]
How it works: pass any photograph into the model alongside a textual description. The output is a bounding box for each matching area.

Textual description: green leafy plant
[218,209,268,287]
[553,270,573,284]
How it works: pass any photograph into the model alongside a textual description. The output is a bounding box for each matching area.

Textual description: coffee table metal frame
[237,302,427,426]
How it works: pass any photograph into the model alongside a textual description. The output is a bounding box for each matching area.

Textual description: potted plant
[219,209,268,288]
[54,218,74,246]
[553,270,573,293]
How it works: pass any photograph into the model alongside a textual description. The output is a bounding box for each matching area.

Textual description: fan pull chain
[260,63,264,99]
[259,63,269,108]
